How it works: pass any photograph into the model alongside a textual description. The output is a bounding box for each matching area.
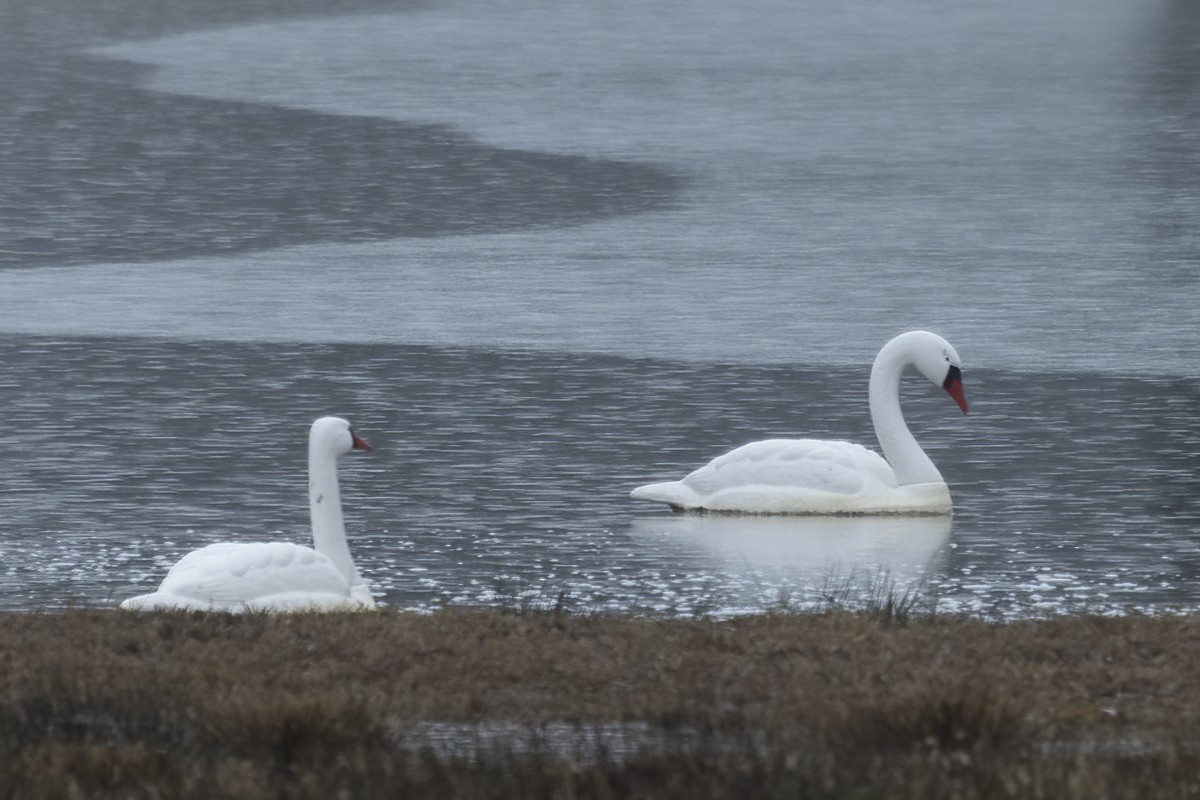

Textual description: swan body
[631,331,968,516]
[122,417,376,612]
[631,439,951,515]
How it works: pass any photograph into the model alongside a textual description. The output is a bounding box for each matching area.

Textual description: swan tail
[630,480,701,510]
[119,592,207,611]
[119,594,153,611]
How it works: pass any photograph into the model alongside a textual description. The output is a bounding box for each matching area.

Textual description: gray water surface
[0,0,1197,617]
[1,338,1195,618]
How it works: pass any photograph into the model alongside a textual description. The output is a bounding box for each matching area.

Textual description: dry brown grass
[1,608,1198,798]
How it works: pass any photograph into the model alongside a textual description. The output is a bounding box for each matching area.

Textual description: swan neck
[869,345,944,486]
[308,445,359,586]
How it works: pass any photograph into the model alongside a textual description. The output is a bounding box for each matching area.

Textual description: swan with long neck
[121,416,376,611]
[630,331,969,515]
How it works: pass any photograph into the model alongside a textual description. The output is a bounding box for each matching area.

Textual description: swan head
[890,331,969,415]
[310,416,373,457]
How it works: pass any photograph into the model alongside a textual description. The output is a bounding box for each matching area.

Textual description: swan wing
[632,439,902,513]
[686,439,897,496]
[133,542,353,610]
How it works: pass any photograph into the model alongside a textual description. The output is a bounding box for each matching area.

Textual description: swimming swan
[630,331,968,515]
[121,416,376,611]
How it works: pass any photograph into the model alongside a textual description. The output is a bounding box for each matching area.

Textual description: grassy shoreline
[2,607,1198,798]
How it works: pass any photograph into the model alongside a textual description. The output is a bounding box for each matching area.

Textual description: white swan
[121,416,376,611]
[630,331,969,515]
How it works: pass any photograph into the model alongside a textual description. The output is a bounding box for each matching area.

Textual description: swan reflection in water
[627,514,952,612]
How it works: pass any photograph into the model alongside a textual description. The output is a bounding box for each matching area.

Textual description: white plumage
[121,417,375,612]
[631,331,969,515]
[128,543,360,612]
[632,438,905,514]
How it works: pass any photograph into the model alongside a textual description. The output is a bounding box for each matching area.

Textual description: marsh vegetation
[2,607,1198,798]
